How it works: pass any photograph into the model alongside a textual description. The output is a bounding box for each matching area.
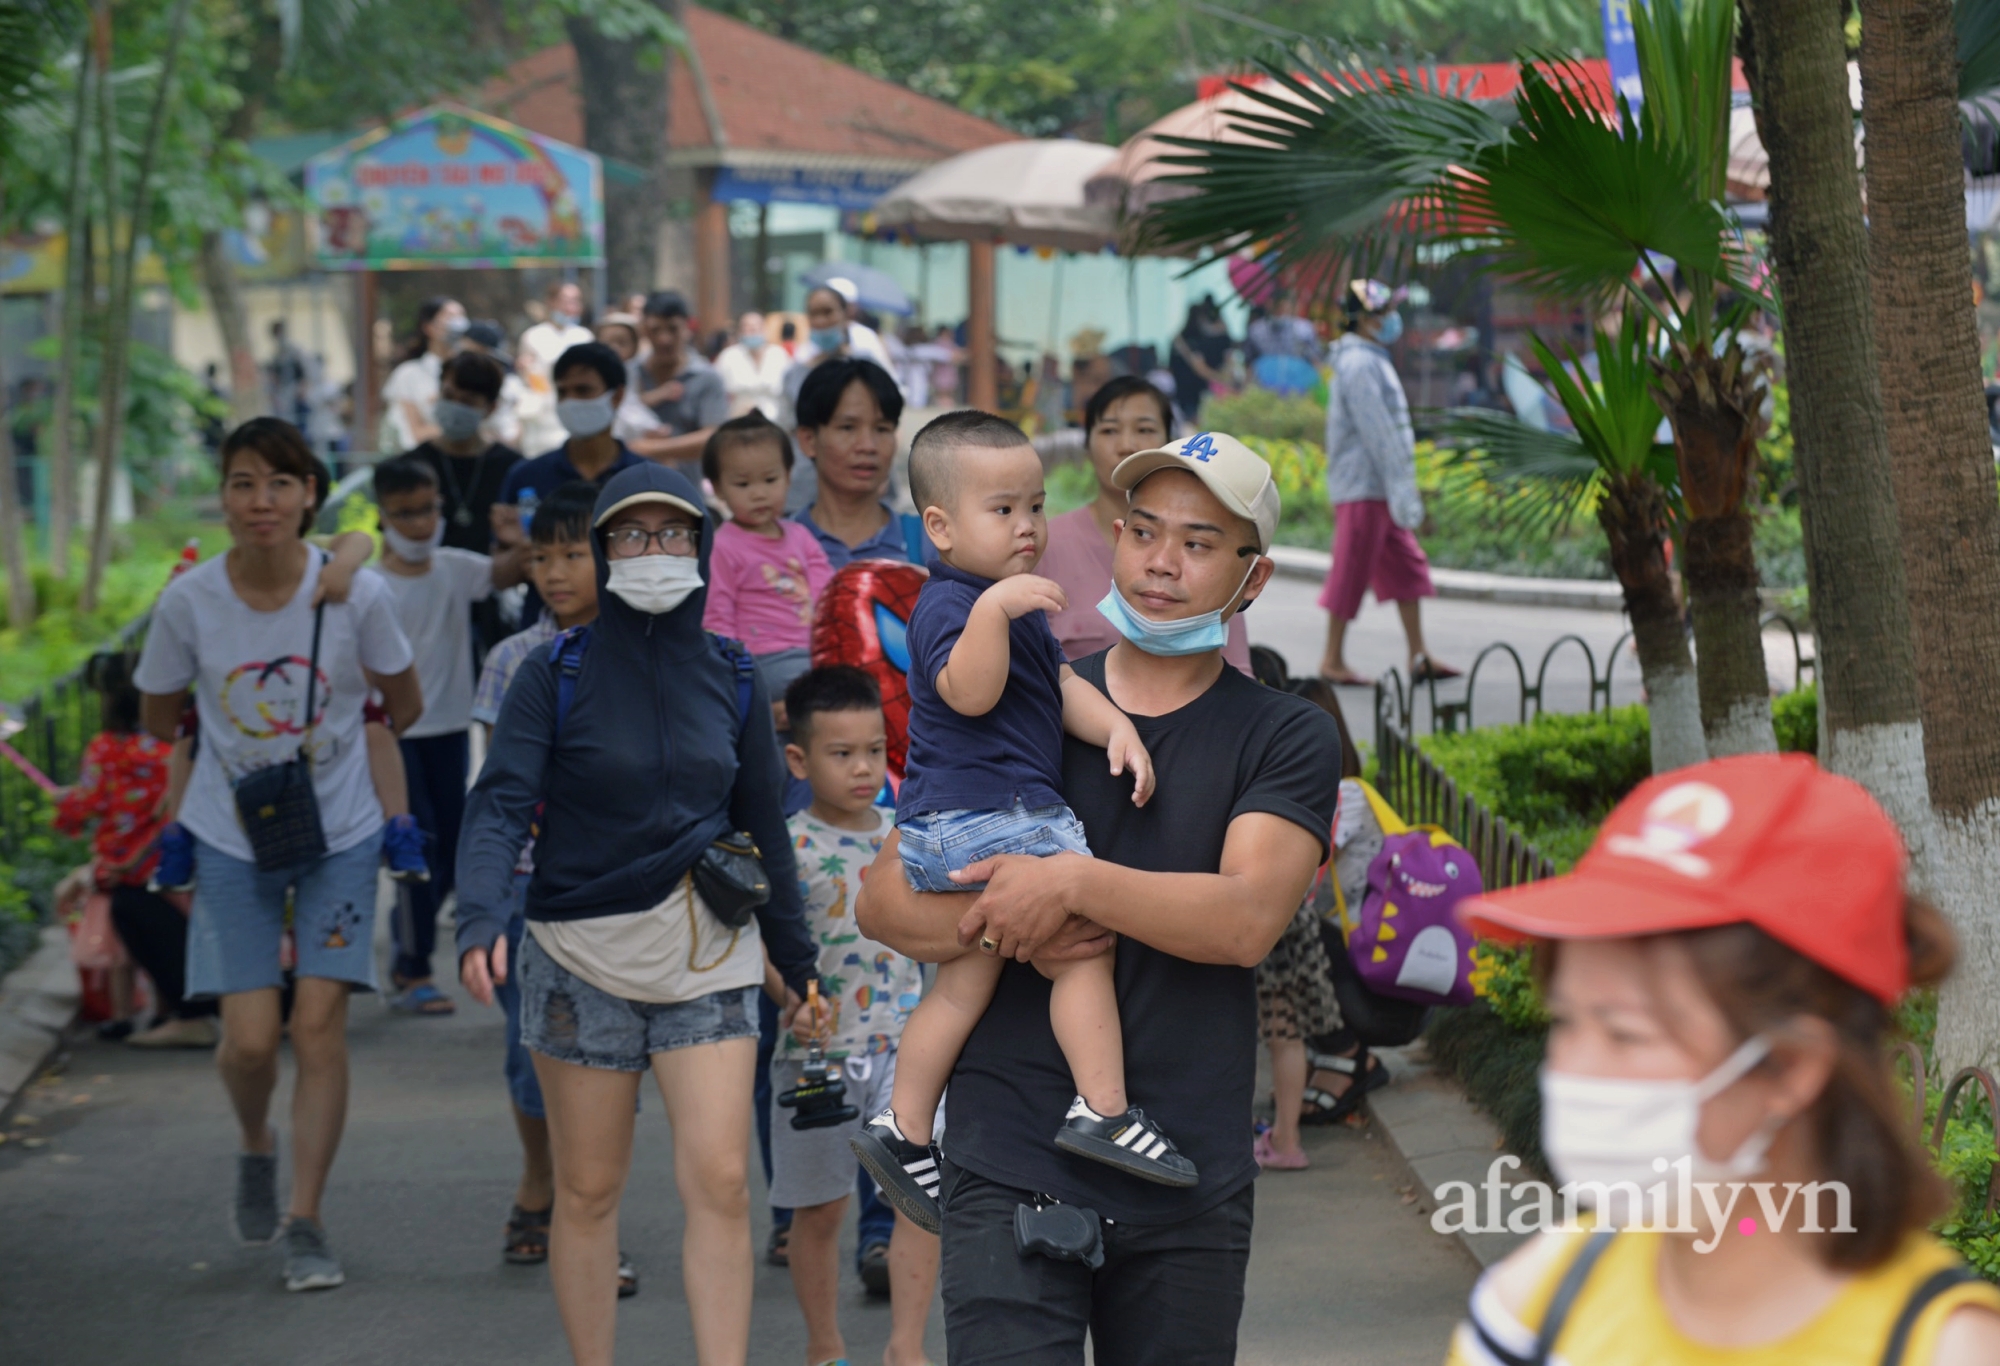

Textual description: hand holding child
[1105,717,1155,807]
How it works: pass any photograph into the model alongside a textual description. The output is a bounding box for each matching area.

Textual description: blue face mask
[810,326,846,352]
[1096,559,1260,658]
[1376,310,1405,346]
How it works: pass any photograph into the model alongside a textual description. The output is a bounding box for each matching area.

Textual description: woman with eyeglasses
[455,461,819,1366]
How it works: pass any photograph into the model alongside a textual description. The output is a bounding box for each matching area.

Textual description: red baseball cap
[1457,753,1911,1004]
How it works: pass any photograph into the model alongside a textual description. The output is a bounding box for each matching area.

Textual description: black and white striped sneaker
[849,1110,943,1234]
[1053,1097,1199,1188]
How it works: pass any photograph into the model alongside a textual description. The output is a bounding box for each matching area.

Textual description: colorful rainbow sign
[305,103,603,270]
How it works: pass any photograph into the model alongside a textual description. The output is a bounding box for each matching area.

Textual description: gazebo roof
[479,6,1017,176]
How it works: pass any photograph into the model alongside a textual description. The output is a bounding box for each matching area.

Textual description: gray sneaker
[234,1151,280,1245]
[283,1218,345,1291]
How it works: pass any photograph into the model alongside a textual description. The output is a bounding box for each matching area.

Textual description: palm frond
[0,0,82,121]
[1138,40,1511,292]
[1433,408,1602,533]
[1445,59,1732,306]
[1962,0,2000,102]
[1631,0,1737,203]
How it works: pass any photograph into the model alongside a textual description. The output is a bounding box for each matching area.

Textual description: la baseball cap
[1457,753,1912,1004]
[1111,430,1281,554]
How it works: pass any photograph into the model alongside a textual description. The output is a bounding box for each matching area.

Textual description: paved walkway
[0,963,1475,1365]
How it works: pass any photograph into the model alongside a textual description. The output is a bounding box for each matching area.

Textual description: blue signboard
[1603,0,1642,110]
[712,164,912,212]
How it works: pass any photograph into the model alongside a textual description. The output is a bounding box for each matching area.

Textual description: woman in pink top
[1040,376,1254,674]
[700,413,835,724]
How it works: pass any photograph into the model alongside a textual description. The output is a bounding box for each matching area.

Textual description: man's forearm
[854,833,971,963]
[1058,859,1290,968]
[632,427,714,463]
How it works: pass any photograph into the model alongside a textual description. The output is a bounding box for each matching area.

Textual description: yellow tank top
[1446,1230,2000,1366]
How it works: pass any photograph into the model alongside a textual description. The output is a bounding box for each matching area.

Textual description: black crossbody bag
[233,601,330,871]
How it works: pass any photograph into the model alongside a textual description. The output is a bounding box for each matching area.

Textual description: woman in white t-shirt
[381,297,465,453]
[134,418,422,1293]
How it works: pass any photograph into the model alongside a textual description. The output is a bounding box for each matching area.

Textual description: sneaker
[1053,1098,1199,1188]
[849,1110,943,1235]
[234,1148,280,1245]
[617,1250,638,1299]
[283,1217,345,1291]
[149,821,195,894]
[857,1239,890,1297]
[383,814,430,882]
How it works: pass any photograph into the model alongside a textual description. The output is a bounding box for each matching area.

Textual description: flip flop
[392,982,456,1016]
[1318,669,1375,687]
[1253,1132,1309,1170]
[1410,654,1463,683]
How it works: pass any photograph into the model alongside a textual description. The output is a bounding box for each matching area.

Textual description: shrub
[1772,681,1818,757]
[1201,389,1327,446]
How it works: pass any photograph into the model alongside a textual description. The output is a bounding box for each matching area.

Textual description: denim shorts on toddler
[898,801,1092,894]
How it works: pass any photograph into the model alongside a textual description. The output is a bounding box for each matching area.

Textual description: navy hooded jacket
[454,463,818,995]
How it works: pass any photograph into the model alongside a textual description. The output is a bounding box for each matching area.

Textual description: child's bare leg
[1041,950,1125,1116]
[887,951,1003,1143]
[109,963,135,1023]
[364,721,409,820]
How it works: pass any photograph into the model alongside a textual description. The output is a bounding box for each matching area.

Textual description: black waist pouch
[232,602,329,872]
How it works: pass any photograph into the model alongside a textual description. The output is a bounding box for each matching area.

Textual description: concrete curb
[0,926,79,1120]
[1267,546,1628,613]
[1368,1044,1529,1270]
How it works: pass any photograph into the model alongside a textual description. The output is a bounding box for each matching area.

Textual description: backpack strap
[710,634,758,737]
[1878,1265,1985,1366]
[1351,778,1413,838]
[1532,1228,1617,1364]
[548,625,592,745]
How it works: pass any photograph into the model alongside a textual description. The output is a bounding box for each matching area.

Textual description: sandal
[1253,1132,1309,1171]
[503,1204,551,1264]
[1410,653,1463,683]
[766,1222,790,1268]
[1318,669,1374,687]
[391,982,456,1016]
[1300,1048,1390,1126]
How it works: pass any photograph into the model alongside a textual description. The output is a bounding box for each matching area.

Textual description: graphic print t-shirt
[776,806,923,1062]
[134,554,414,863]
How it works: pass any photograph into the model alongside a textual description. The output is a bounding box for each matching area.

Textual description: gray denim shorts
[517,934,759,1072]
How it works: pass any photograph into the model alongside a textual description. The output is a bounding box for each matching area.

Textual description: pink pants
[1318,499,1436,620]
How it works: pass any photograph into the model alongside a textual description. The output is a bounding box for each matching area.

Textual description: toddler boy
[772,665,935,1366]
[852,411,1191,1237]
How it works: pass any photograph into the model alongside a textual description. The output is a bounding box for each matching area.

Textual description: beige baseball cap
[1110,431,1281,553]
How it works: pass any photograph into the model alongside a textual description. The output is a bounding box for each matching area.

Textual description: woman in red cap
[1446,754,2000,1365]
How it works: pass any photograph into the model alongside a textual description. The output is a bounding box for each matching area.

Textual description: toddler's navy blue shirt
[896,562,1068,821]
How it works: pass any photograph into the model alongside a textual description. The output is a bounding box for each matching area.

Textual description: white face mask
[557,394,616,438]
[383,518,445,563]
[605,553,703,615]
[1540,1035,1777,1206]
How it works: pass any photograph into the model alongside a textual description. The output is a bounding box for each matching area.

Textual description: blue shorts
[516,934,759,1072]
[494,873,542,1118]
[898,801,1092,894]
[186,835,381,997]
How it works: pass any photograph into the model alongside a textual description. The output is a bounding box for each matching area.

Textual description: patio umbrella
[871,139,1120,253]
[799,261,914,316]
[1084,81,1319,220]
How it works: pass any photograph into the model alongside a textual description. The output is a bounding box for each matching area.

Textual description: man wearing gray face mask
[407,351,524,556]
[496,342,646,625]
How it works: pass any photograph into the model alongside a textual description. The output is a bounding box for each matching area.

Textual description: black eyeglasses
[605,525,697,558]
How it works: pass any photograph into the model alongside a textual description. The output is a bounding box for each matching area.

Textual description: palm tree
[1855,0,2000,1072]
[1139,0,1781,756]
[1438,315,1707,773]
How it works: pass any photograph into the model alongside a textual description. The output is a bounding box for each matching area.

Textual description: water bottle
[517,487,539,536]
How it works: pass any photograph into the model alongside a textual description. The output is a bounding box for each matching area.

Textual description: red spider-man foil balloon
[810,558,928,786]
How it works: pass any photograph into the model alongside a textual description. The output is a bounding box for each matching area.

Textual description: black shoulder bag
[232,601,330,871]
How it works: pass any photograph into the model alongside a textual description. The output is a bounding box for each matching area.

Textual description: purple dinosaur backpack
[1344,781,1481,1007]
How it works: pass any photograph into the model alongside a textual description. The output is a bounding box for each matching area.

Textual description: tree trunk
[1739,0,1935,869]
[1600,470,1707,772]
[82,0,192,612]
[200,230,261,426]
[1650,337,1777,756]
[567,3,677,297]
[0,185,34,630]
[47,26,94,580]
[1859,0,2000,1072]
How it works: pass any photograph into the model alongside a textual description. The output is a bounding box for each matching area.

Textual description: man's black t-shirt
[941,649,1342,1224]
[408,440,522,553]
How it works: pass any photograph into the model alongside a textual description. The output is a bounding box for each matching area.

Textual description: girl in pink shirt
[701,413,835,725]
